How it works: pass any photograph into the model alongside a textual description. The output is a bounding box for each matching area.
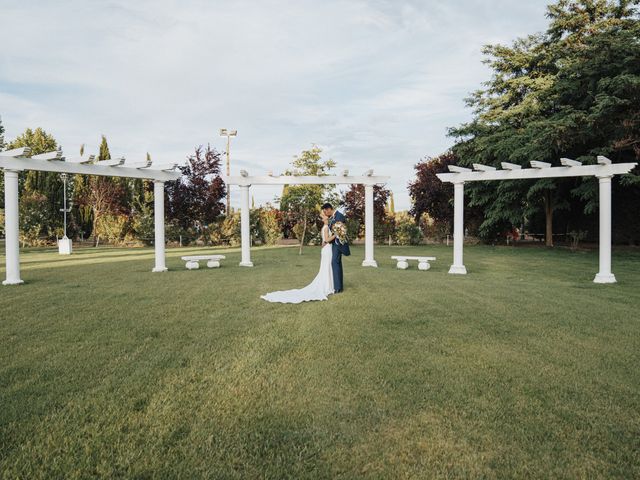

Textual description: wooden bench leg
[418,261,431,271]
[397,260,409,270]
[185,261,200,270]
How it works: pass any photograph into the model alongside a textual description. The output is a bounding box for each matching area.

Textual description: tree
[5,128,63,240]
[342,184,390,239]
[166,145,226,235]
[0,116,4,150]
[394,212,422,245]
[409,152,457,225]
[79,136,127,245]
[259,205,283,246]
[449,0,640,245]
[279,146,336,254]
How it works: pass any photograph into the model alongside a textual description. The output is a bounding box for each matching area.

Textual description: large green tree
[5,128,64,240]
[449,0,640,244]
[279,146,336,254]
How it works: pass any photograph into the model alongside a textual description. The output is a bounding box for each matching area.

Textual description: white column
[152,180,168,272]
[594,175,616,283]
[239,184,253,267]
[362,183,377,267]
[3,169,23,285]
[449,181,467,274]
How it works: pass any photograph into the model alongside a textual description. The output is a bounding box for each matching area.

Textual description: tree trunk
[299,211,307,255]
[93,209,99,247]
[544,191,553,247]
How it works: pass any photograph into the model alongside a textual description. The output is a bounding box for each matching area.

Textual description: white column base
[362,260,378,267]
[593,273,616,284]
[2,279,24,286]
[152,267,168,273]
[448,264,467,275]
[239,261,254,267]
[58,237,72,255]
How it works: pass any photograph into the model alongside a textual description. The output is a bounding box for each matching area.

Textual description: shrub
[220,213,241,246]
[375,213,396,244]
[419,213,451,243]
[94,214,128,245]
[19,192,49,246]
[394,211,422,245]
[259,207,282,246]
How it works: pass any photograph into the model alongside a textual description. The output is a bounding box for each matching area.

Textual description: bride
[261,212,335,303]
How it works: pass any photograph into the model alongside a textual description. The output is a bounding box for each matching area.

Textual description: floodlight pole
[220,129,237,214]
[60,173,69,237]
[58,173,73,255]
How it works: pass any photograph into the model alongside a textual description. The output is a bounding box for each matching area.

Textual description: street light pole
[219,128,237,214]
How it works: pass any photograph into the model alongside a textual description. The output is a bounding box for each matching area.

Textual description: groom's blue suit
[329,210,350,293]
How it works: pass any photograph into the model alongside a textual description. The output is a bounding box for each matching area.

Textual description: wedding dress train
[261,226,334,303]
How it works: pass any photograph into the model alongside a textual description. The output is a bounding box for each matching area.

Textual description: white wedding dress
[261,225,334,303]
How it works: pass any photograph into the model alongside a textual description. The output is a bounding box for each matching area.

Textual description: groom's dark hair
[321,202,333,210]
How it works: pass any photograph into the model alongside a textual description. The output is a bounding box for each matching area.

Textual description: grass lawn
[1,244,639,479]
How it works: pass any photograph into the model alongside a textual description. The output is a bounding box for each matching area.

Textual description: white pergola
[0,147,181,285]
[225,170,390,267]
[436,156,638,283]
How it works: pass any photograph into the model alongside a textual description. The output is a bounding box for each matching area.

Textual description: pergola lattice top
[0,147,181,181]
[436,156,636,183]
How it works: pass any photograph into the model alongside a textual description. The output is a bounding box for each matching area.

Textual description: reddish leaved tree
[167,145,226,230]
[408,152,457,223]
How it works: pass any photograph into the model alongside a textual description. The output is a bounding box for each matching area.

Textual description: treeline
[0,128,424,249]
[410,0,640,245]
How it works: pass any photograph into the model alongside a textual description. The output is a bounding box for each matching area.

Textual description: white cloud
[0,0,550,209]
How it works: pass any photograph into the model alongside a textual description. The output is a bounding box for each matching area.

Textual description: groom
[321,203,351,293]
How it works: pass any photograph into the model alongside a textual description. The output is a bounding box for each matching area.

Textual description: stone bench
[181,255,226,270]
[391,256,436,270]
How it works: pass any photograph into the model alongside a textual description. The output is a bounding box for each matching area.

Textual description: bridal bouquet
[331,221,348,244]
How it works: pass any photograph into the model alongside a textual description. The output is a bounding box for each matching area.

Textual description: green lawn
[1,244,639,479]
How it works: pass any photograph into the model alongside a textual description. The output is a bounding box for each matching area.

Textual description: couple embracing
[261,203,350,304]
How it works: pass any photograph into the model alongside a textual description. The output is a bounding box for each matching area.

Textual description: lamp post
[58,173,73,255]
[219,128,237,214]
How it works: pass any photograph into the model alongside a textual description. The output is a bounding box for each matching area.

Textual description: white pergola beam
[225,174,390,186]
[530,161,551,169]
[436,163,636,183]
[597,155,612,165]
[95,157,125,167]
[65,155,96,164]
[473,163,496,171]
[0,156,180,181]
[1,147,31,157]
[31,148,63,161]
[501,162,522,170]
[448,165,471,173]
[560,158,582,167]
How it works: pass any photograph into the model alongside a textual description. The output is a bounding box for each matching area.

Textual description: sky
[0,0,551,210]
